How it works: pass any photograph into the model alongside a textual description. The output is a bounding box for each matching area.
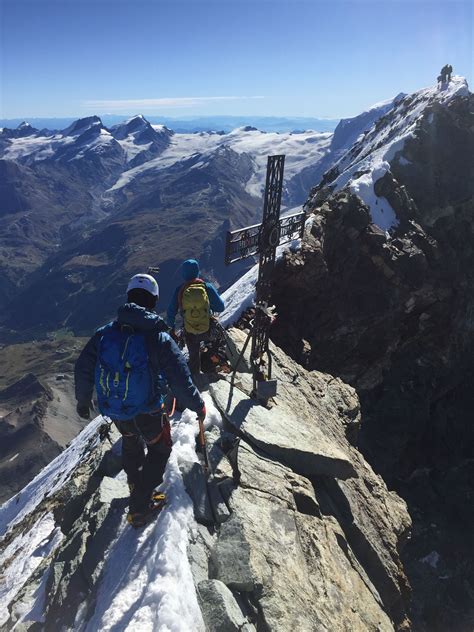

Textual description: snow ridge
[0,394,224,630]
[81,408,208,632]
[331,76,469,231]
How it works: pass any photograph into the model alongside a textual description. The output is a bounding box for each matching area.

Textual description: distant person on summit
[167,259,225,381]
[439,64,451,84]
[74,273,205,528]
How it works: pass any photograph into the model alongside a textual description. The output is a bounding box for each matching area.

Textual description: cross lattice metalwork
[224,155,306,400]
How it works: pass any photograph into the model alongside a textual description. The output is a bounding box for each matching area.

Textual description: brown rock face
[208,329,411,631]
[0,374,60,503]
[271,93,474,630]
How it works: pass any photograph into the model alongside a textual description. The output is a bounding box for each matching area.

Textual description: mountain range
[0,114,340,134]
[0,98,398,340]
[0,98,398,515]
[0,76,472,631]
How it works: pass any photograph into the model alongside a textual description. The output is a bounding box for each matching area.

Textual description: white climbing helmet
[126,273,159,298]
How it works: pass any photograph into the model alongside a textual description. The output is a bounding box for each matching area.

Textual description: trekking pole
[198,417,210,475]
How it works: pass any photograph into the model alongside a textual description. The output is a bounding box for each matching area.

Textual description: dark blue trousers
[114,411,172,513]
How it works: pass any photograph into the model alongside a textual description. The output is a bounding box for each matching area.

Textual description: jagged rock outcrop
[270,87,474,630]
[0,374,61,503]
[198,329,410,631]
[0,330,411,631]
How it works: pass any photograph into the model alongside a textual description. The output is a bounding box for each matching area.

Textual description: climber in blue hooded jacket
[75,273,205,528]
[167,259,225,379]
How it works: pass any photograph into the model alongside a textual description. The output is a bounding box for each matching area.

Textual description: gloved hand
[196,404,206,423]
[76,401,91,420]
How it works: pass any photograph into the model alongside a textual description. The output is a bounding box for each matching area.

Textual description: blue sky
[0,0,472,119]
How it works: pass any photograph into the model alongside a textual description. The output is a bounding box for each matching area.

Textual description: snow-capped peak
[108,115,173,163]
[62,115,103,137]
[126,113,146,123]
[110,114,151,138]
[325,76,470,231]
[366,92,406,113]
[108,124,332,195]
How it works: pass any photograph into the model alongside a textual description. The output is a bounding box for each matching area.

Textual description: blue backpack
[95,324,164,421]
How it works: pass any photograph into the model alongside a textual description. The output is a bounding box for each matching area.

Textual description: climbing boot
[127,492,167,528]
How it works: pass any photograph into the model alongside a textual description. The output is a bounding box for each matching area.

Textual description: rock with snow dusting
[271,80,474,631]
[0,410,208,631]
[202,330,411,630]
[0,418,119,629]
[207,438,405,631]
[0,327,412,631]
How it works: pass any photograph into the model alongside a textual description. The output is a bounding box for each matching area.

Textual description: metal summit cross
[224,155,306,400]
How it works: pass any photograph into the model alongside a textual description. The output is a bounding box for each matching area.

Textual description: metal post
[224,154,307,402]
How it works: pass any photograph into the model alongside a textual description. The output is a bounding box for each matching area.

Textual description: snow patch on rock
[0,416,103,536]
[0,512,62,627]
[332,76,469,231]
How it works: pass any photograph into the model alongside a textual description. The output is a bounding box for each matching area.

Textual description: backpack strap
[177,278,206,311]
[144,327,167,404]
[144,330,159,376]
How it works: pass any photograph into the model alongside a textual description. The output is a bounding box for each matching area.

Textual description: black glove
[76,401,91,420]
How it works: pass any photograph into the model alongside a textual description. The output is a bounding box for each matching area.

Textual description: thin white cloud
[83,96,265,111]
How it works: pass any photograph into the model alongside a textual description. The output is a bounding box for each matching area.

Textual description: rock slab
[210,378,356,480]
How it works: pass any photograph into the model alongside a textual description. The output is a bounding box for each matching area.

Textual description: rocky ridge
[0,329,411,631]
[270,79,473,629]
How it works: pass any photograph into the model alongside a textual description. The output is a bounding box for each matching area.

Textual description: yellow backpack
[179,280,210,334]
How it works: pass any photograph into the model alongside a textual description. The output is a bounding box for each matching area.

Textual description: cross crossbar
[224,211,306,265]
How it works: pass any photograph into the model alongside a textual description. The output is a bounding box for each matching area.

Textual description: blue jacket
[74,303,204,415]
[167,259,225,328]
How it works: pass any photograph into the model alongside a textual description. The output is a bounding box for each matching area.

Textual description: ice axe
[195,414,230,525]
[197,416,210,475]
[177,414,215,526]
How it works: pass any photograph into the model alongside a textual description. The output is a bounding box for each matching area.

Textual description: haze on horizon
[0,0,472,121]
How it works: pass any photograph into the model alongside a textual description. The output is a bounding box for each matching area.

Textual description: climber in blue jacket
[75,273,205,528]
